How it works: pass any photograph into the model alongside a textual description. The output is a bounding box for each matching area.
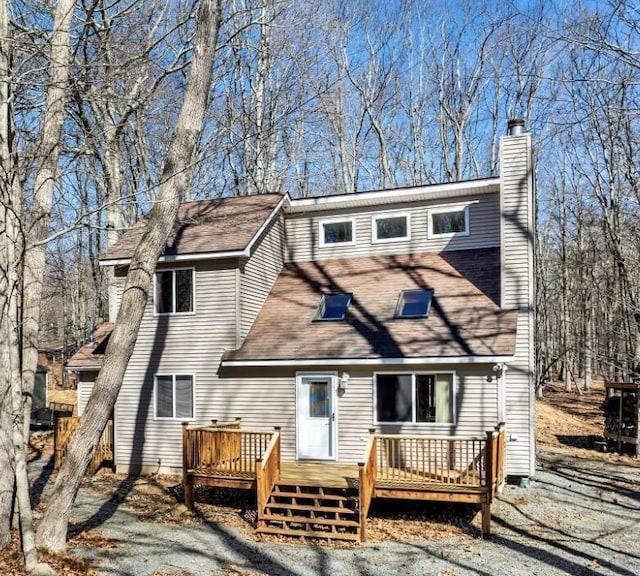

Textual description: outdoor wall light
[339,371,350,392]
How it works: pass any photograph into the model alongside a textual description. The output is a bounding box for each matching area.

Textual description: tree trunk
[21,0,75,452]
[35,0,222,552]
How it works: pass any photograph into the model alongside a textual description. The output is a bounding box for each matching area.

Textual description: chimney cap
[507,119,525,136]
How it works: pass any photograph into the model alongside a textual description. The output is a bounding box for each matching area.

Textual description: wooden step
[260,513,359,528]
[270,489,356,502]
[255,526,360,542]
[265,502,357,515]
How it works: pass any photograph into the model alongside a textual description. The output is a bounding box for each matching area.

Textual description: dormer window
[319,218,355,247]
[372,213,410,243]
[396,289,432,318]
[428,205,469,238]
[315,293,352,321]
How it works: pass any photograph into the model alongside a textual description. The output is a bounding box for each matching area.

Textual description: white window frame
[153,373,196,421]
[427,205,469,239]
[371,212,411,244]
[373,371,456,425]
[318,217,356,247]
[153,267,196,316]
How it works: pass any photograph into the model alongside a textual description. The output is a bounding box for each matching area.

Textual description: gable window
[319,218,355,246]
[396,289,432,318]
[372,213,410,243]
[315,293,352,321]
[155,268,194,314]
[428,206,469,238]
[375,373,454,424]
[154,374,195,419]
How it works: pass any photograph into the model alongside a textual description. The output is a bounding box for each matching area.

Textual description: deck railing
[54,416,113,475]
[371,423,506,491]
[358,428,377,542]
[256,428,281,520]
[182,422,275,477]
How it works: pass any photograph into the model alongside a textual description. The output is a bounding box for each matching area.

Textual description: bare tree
[36,0,223,551]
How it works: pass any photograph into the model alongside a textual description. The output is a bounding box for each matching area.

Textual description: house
[68,122,534,539]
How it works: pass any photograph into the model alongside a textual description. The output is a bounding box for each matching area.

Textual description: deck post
[182,422,193,510]
[481,503,491,537]
[358,462,366,542]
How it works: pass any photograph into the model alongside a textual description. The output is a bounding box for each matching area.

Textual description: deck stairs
[256,480,361,541]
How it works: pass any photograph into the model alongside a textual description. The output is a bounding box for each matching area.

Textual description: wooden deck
[182,421,506,542]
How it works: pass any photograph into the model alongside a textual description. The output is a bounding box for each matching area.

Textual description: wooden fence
[54,416,113,476]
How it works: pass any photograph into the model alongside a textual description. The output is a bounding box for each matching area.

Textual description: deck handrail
[375,433,487,442]
[256,428,281,519]
[185,418,241,432]
[54,416,113,475]
[358,429,377,542]
[373,428,505,489]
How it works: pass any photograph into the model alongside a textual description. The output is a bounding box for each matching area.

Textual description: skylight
[316,293,352,321]
[396,290,432,318]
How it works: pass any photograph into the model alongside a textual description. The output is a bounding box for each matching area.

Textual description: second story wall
[239,213,286,342]
[284,192,500,263]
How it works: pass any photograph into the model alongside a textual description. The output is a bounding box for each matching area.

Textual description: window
[428,206,469,238]
[319,218,355,246]
[395,289,432,318]
[315,293,352,321]
[155,268,194,314]
[372,213,410,243]
[154,374,195,419]
[375,373,454,424]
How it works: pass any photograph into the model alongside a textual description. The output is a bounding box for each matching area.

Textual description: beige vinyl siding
[77,371,99,416]
[336,365,499,463]
[284,194,500,262]
[199,365,499,467]
[240,214,285,341]
[115,260,239,473]
[500,133,535,478]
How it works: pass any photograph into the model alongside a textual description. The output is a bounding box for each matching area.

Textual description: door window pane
[309,381,330,418]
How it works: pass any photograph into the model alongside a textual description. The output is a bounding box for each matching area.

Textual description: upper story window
[372,213,410,243]
[375,372,455,424]
[155,268,194,314]
[428,205,469,238]
[395,289,432,318]
[315,293,352,321]
[319,218,356,247]
[154,374,195,420]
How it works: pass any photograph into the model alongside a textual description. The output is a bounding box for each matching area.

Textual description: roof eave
[286,178,500,214]
[220,354,515,368]
[98,193,291,267]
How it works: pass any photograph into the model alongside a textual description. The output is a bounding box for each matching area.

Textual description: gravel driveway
[62,446,640,576]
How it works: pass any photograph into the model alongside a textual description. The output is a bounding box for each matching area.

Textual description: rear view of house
[69,122,535,539]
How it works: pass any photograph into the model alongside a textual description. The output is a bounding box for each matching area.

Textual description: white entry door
[297,374,336,460]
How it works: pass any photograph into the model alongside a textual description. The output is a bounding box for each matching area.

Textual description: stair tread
[256,526,360,541]
[271,490,357,502]
[265,502,357,514]
[261,513,360,527]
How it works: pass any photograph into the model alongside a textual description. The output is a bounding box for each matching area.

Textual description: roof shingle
[222,248,517,362]
[100,193,284,261]
[67,322,114,370]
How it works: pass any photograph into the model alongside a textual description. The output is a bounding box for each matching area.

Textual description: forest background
[5,0,640,475]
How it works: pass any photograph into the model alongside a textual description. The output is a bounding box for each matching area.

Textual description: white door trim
[295,372,338,461]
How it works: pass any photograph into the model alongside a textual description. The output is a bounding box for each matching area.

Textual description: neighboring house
[69,125,535,480]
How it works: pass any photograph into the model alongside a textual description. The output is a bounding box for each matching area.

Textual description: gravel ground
[57,445,640,576]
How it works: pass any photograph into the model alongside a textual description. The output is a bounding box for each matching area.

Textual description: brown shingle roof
[100,193,284,261]
[67,323,114,370]
[223,248,517,363]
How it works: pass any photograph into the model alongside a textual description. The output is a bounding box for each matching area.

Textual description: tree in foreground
[36,0,223,551]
